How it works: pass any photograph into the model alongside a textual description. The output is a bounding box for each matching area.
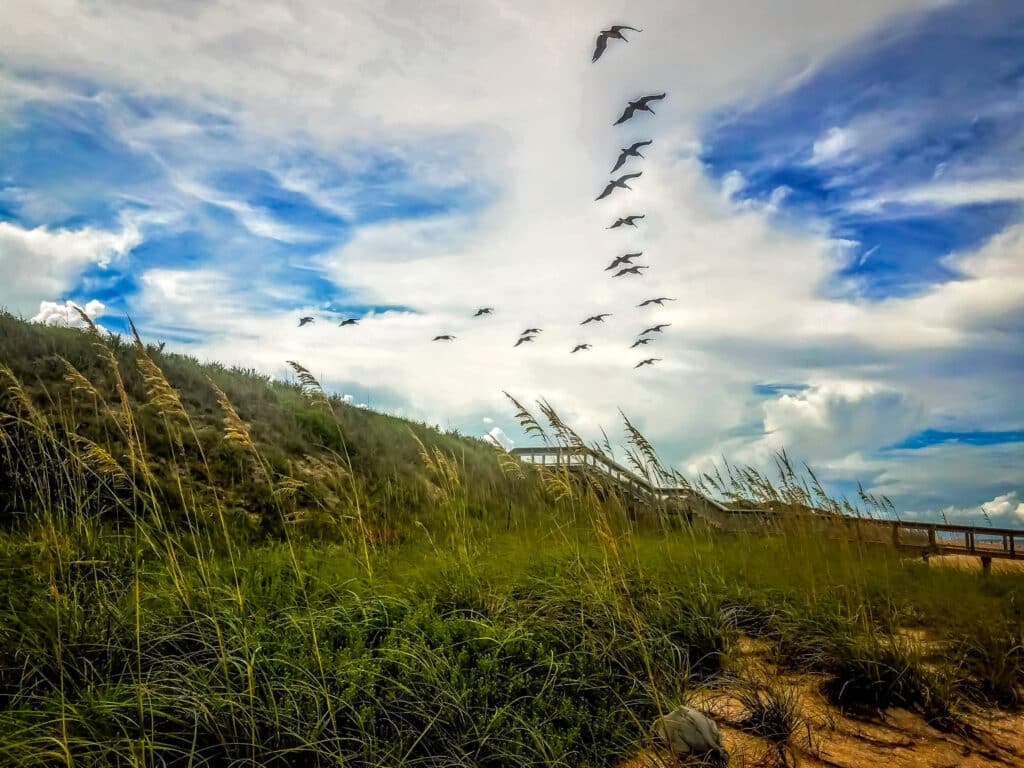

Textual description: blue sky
[1,0,1021,522]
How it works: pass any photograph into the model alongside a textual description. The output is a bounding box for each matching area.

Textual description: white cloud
[31,299,106,328]
[849,178,1024,213]
[0,219,141,315]
[484,426,515,450]
[982,491,1024,519]
[720,170,747,200]
[811,126,857,164]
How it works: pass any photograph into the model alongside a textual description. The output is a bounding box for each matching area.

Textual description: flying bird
[581,314,612,325]
[634,358,661,369]
[298,316,315,327]
[641,323,671,334]
[433,334,456,341]
[614,93,667,125]
[592,25,641,62]
[637,297,675,307]
[520,327,542,335]
[474,307,494,317]
[596,172,642,201]
[514,335,535,347]
[608,214,645,229]
[338,318,359,326]
[605,252,643,271]
[630,337,653,348]
[611,140,652,173]
[571,344,592,353]
[614,265,649,277]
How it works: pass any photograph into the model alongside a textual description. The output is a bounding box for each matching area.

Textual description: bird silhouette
[637,297,675,307]
[592,25,641,62]
[641,323,671,334]
[571,343,592,353]
[614,93,666,125]
[608,214,645,229]
[605,252,643,271]
[596,172,642,201]
[611,140,652,173]
[634,358,661,369]
[433,334,456,341]
[581,314,612,325]
[514,335,535,347]
[474,307,494,317]
[520,327,542,335]
[614,265,649,277]
[630,337,653,348]
[298,316,315,327]
[338,318,359,326]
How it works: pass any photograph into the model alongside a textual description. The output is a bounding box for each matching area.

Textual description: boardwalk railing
[509,445,1024,565]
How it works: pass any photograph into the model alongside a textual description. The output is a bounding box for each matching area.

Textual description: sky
[1,0,1022,524]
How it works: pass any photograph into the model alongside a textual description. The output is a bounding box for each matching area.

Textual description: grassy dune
[0,311,1021,767]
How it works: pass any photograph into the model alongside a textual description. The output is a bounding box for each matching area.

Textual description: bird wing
[640,93,666,106]
[610,152,628,173]
[614,103,637,125]
[595,181,615,200]
[610,25,641,33]
[630,140,653,151]
[592,32,609,62]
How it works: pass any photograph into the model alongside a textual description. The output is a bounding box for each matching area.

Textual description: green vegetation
[0,311,1021,767]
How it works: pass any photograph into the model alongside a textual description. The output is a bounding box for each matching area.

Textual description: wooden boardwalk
[510,445,1024,567]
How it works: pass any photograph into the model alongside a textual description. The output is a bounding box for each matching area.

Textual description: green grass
[0,311,1021,766]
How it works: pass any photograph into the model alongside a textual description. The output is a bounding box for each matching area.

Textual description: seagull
[641,323,671,334]
[608,214,645,229]
[605,252,643,271]
[581,313,612,325]
[613,265,649,277]
[596,172,642,201]
[571,343,592,353]
[634,358,661,369]
[338,318,359,326]
[298,316,315,327]
[433,334,456,341]
[520,327,542,335]
[614,93,667,125]
[630,337,653,348]
[592,25,642,62]
[474,307,494,317]
[611,140,652,173]
[514,335,535,347]
[637,297,675,307]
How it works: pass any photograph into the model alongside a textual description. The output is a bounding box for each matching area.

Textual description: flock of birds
[298,24,673,371]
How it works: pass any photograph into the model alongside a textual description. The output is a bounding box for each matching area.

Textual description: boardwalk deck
[509,445,1024,566]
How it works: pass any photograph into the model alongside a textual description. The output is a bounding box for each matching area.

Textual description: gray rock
[652,705,728,764]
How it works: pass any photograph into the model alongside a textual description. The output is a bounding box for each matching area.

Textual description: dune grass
[0,311,1021,766]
